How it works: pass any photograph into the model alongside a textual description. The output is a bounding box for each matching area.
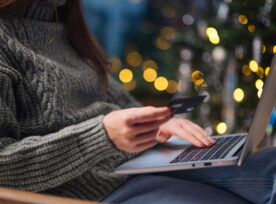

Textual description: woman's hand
[103,106,171,153]
[156,118,216,147]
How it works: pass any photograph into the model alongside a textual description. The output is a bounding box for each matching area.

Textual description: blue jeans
[104,148,276,204]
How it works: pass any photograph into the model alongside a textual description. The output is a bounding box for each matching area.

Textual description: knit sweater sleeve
[0,66,130,192]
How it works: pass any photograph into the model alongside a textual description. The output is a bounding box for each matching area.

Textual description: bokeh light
[143,68,157,82]
[154,77,169,91]
[142,60,158,70]
[242,65,251,76]
[257,89,263,98]
[248,24,255,32]
[206,27,220,44]
[126,52,142,67]
[161,27,176,40]
[166,80,178,93]
[238,15,248,24]
[123,80,136,91]
[119,69,133,83]
[249,60,258,72]
[233,88,244,102]
[108,56,122,73]
[216,122,227,134]
[155,37,171,50]
[255,79,264,90]
[265,67,270,76]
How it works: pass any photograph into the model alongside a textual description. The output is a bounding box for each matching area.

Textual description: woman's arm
[0,71,126,192]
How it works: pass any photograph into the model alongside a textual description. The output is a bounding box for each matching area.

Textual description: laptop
[115,54,276,174]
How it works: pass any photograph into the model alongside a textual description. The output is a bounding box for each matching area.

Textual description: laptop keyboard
[170,135,246,164]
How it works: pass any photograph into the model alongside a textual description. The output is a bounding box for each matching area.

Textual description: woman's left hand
[156,118,216,148]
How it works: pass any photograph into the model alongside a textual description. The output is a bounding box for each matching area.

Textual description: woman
[0,0,275,203]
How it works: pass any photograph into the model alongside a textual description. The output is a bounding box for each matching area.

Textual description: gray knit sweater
[0,0,140,201]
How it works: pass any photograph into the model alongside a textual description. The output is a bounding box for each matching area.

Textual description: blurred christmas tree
[107,0,276,142]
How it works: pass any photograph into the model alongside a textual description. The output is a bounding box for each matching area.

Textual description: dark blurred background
[82,0,276,146]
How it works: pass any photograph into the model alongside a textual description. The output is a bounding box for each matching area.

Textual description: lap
[104,175,250,204]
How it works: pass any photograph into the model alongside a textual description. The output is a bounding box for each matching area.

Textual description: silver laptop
[115,54,276,174]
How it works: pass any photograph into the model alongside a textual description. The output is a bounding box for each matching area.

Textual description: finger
[181,121,213,146]
[156,131,171,143]
[132,117,170,135]
[173,125,206,147]
[185,120,216,145]
[133,130,158,145]
[128,106,171,125]
[134,140,157,152]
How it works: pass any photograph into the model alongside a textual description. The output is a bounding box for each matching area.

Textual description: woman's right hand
[103,106,171,153]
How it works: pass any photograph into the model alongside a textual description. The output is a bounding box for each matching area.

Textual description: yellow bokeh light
[161,6,176,18]
[206,27,218,36]
[126,52,142,67]
[143,68,157,82]
[248,24,255,32]
[191,70,204,82]
[273,45,276,53]
[142,60,158,70]
[123,80,136,91]
[216,122,227,135]
[108,56,122,73]
[155,37,171,50]
[119,69,133,83]
[265,67,270,76]
[206,27,220,45]
[161,27,176,40]
[249,60,258,72]
[238,15,248,25]
[154,77,169,91]
[257,89,263,98]
[233,88,244,102]
[255,79,264,90]
[242,65,251,76]
[256,67,264,78]
[166,80,178,93]
[262,45,266,53]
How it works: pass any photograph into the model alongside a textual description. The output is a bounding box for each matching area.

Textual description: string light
[154,77,169,91]
[249,60,258,72]
[206,27,220,44]
[233,88,244,102]
[143,68,157,82]
[255,79,264,90]
[238,15,248,24]
[126,52,142,67]
[119,69,133,83]
[216,122,227,134]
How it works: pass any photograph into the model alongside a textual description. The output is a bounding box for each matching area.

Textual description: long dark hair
[0,0,108,87]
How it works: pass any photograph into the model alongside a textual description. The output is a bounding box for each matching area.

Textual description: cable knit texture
[0,0,140,201]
